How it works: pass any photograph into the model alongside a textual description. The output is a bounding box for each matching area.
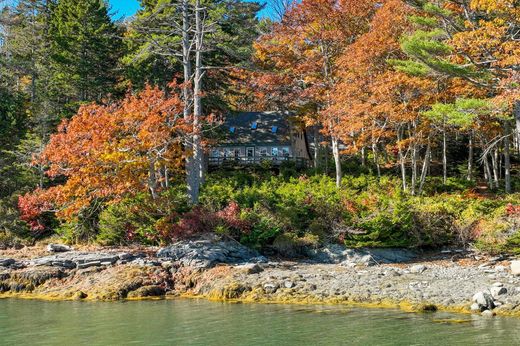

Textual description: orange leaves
[30,83,187,220]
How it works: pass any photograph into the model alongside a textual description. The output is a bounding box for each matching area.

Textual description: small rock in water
[46,244,71,253]
[510,260,520,276]
[410,264,427,274]
[481,310,495,317]
[492,282,504,287]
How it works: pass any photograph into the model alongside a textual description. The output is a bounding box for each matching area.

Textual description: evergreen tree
[48,0,122,111]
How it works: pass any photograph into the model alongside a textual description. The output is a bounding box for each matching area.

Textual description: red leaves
[18,190,53,232]
[34,83,187,220]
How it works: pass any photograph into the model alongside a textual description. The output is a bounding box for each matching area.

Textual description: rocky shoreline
[2,238,520,318]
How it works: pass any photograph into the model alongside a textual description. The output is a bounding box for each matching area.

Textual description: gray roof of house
[218,111,292,146]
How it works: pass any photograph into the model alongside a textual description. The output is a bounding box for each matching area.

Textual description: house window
[224,148,233,157]
[271,147,279,157]
[230,127,236,134]
[281,147,290,157]
[271,126,278,133]
[257,147,268,157]
[246,147,254,157]
[234,148,240,157]
[251,122,258,130]
[211,150,220,158]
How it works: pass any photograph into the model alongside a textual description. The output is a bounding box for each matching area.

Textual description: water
[1,299,519,346]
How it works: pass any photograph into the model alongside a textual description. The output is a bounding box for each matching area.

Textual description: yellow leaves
[470,0,516,13]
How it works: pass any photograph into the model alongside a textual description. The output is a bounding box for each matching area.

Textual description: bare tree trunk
[504,121,512,193]
[372,141,381,179]
[361,146,366,166]
[148,160,159,200]
[397,127,407,191]
[313,126,320,169]
[492,148,499,188]
[515,100,520,153]
[467,132,473,181]
[418,139,431,195]
[483,155,493,189]
[331,135,342,187]
[188,0,204,204]
[442,125,447,185]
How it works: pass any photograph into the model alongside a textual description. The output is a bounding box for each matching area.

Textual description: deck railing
[208,156,309,168]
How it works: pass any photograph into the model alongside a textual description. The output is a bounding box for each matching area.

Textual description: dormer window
[230,127,236,134]
[271,126,278,133]
[251,122,258,130]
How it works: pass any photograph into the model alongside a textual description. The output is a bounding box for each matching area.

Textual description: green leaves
[422,98,492,128]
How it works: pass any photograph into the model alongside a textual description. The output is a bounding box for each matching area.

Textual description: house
[208,111,311,168]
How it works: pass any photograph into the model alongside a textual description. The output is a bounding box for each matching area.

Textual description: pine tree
[48,0,122,111]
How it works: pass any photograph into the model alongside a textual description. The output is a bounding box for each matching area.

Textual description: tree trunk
[483,155,493,189]
[331,135,342,187]
[313,126,320,169]
[397,127,407,191]
[515,100,520,153]
[418,139,431,195]
[504,121,512,193]
[188,0,204,204]
[492,148,499,188]
[442,126,447,185]
[467,132,473,181]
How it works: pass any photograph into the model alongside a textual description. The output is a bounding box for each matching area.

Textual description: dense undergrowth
[3,163,519,256]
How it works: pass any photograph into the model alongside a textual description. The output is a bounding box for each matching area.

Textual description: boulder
[510,260,520,275]
[472,291,495,310]
[240,263,264,274]
[157,238,267,268]
[0,258,15,267]
[410,264,427,274]
[310,245,416,266]
[490,286,507,299]
[481,310,495,317]
[46,244,71,253]
[263,283,279,294]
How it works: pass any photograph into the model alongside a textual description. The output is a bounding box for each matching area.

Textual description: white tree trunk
[331,135,342,187]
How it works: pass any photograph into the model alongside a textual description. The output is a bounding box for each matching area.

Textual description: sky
[109,0,274,20]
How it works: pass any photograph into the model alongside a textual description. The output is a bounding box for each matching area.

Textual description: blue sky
[109,0,273,20]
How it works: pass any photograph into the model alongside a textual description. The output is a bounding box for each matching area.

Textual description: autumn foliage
[19,83,188,228]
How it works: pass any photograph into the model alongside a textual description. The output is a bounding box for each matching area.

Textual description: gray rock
[492,282,504,287]
[470,303,481,311]
[510,260,520,275]
[157,238,265,268]
[284,281,295,289]
[490,286,507,298]
[481,310,495,317]
[410,264,427,274]
[472,291,495,310]
[310,245,416,266]
[263,283,279,294]
[0,258,15,267]
[46,244,71,253]
[241,263,264,274]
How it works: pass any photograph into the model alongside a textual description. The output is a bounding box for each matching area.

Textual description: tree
[19,83,188,224]
[400,0,520,192]
[48,0,123,111]
[253,0,378,186]
[125,0,261,203]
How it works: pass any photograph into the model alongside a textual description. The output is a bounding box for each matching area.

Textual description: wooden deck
[208,156,309,168]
